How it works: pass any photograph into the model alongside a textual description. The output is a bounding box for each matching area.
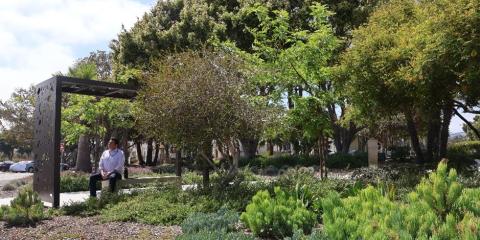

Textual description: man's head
[108,137,119,150]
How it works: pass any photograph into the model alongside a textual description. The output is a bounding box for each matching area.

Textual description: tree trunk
[175,149,182,177]
[439,103,453,159]
[229,139,240,169]
[200,143,212,188]
[146,139,153,166]
[153,142,160,166]
[406,113,424,163]
[267,141,274,156]
[240,137,258,159]
[287,87,294,109]
[164,144,170,164]
[332,124,356,154]
[76,135,92,172]
[93,135,102,170]
[425,109,441,163]
[202,167,210,188]
[318,136,328,179]
[135,141,145,166]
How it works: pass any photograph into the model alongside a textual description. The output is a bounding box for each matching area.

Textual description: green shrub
[447,141,480,169]
[322,161,480,239]
[276,168,335,217]
[0,205,7,218]
[240,155,319,169]
[3,188,45,226]
[241,187,317,239]
[62,190,131,216]
[176,230,254,240]
[326,152,368,169]
[388,146,411,161]
[152,164,176,174]
[189,170,273,212]
[181,207,239,234]
[62,198,100,216]
[60,173,90,192]
[2,183,15,191]
[459,171,480,188]
[101,187,210,225]
[182,171,205,185]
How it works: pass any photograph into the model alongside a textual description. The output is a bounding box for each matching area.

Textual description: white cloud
[0,0,153,100]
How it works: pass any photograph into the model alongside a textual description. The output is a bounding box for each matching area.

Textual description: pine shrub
[240,187,317,239]
[322,160,480,239]
[3,188,45,226]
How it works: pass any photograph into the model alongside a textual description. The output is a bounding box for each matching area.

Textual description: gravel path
[0,216,182,240]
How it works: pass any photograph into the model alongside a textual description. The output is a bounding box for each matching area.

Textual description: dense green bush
[459,171,480,188]
[241,187,317,239]
[239,155,319,169]
[176,230,255,240]
[62,190,131,216]
[326,152,368,169]
[152,164,176,174]
[189,170,272,212]
[447,141,480,169]
[3,188,45,226]
[277,168,332,217]
[100,187,211,225]
[0,205,7,219]
[322,161,480,239]
[60,172,92,192]
[181,207,239,234]
[2,183,15,191]
[181,170,204,185]
[388,145,411,161]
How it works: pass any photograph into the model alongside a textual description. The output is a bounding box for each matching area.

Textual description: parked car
[0,161,14,171]
[9,161,35,173]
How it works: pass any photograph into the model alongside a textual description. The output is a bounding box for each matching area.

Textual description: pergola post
[32,76,137,208]
[33,78,62,207]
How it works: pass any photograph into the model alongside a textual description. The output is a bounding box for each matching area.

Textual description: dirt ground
[0,216,182,240]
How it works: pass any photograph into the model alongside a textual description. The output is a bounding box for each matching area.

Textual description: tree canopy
[339,0,480,162]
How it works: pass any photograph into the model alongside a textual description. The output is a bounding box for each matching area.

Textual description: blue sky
[0,0,155,99]
[0,0,474,134]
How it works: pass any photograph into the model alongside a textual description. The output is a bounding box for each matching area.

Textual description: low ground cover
[2,156,480,239]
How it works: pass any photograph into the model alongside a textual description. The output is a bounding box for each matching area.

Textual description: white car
[9,161,34,173]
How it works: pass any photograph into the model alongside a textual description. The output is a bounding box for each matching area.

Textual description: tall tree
[62,52,135,171]
[136,50,267,186]
[340,0,480,162]
[0,86,35,157]
[462,115,480,140]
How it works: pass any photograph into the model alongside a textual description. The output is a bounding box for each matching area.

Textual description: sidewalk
[0,184,197,207]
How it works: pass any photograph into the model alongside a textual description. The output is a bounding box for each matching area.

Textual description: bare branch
[289,62,314,95]
[453,108,480,139]
[453,100,480,114]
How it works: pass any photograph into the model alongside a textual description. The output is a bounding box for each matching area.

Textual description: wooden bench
[101,176,181,191]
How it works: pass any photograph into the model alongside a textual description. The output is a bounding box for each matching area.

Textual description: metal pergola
[32,76,137,207]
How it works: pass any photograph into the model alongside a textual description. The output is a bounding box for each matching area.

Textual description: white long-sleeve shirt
[99,148,124,173]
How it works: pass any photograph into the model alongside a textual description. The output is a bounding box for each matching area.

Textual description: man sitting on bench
[89,137,125,197]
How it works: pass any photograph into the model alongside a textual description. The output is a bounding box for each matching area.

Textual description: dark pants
[89,171,122,197]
